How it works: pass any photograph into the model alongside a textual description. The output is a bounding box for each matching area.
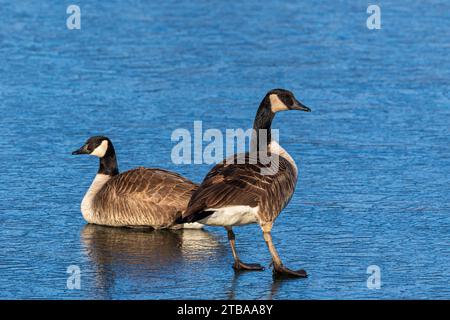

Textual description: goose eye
[283,95,293,106]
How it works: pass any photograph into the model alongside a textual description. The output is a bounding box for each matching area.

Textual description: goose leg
[225,227,264,271]
[261,223,307,278]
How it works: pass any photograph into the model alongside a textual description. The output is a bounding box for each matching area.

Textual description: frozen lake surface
[0,0,449,299]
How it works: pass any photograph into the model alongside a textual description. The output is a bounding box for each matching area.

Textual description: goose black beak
[72,145,88,155]
[291,99,311,112]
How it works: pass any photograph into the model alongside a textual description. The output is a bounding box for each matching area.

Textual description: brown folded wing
[181,153,297,224]
[93,167,197,228]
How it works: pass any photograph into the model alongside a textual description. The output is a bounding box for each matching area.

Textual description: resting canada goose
[178,89,311,278]
[72,136,199,229]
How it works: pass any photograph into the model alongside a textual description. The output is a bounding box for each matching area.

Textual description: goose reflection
[226,270,287,300]
[81,224,223,297]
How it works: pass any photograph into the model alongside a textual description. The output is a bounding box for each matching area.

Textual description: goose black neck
[252,95,275,151]
[98,144,119,176]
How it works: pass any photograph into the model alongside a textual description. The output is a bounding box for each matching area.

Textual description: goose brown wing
[93,168,197,228]
[180,153,297,224]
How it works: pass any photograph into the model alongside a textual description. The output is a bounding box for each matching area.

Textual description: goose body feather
[180,142,298,225]
[82,167,198,229]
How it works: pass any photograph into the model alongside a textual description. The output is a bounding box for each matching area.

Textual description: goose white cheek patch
[91,140,109,157]
[269,94,289,112]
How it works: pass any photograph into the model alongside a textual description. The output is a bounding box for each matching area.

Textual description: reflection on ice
[80,224,224,296]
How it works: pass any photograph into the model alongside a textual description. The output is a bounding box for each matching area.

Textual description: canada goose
[72,136,199,229]
[178,89,311,278]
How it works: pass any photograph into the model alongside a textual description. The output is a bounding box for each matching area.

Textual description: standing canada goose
[178,89,311,278]
[72,136,199,229]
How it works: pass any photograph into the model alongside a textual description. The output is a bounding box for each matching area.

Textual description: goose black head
[265,88,311,113]
[72,136,114,158]
[253,88,311,147]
